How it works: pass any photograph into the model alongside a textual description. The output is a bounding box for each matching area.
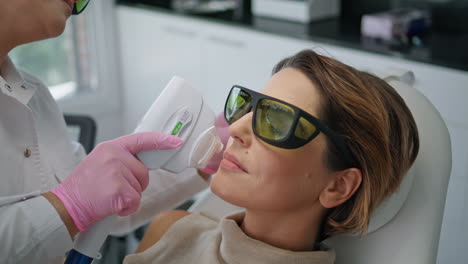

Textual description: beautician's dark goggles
[72,0,90,15]
[224,86,351,158]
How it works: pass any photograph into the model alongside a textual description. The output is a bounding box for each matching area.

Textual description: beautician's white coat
[0,57,209,264]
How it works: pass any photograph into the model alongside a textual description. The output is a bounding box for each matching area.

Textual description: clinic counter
[116,0,468,72]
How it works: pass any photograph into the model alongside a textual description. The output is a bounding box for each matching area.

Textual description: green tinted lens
[255,99,295,141]
[294,117,317,140]
[73,0,90,14]
[225,87,252,124]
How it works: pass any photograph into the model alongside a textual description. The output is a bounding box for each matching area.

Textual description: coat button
[24,148,31,158]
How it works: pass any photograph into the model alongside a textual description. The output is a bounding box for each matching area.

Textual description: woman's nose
[228,112,253,147]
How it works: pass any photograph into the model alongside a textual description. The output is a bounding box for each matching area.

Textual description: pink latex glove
[199,112,230,175]
[51,132,182,231]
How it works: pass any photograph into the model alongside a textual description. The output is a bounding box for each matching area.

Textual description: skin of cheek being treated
[123,49,420,264]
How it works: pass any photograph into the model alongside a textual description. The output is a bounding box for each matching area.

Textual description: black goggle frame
[224,85,352,163]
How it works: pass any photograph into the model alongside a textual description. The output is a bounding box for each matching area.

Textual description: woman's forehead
[260,68,322,117]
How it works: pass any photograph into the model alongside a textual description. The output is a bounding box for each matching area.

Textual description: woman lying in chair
[124,49,420,264]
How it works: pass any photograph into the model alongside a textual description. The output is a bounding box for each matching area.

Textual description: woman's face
[211,68,333,212]
[0,0,75,44]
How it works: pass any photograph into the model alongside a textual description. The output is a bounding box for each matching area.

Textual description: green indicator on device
[171,122,183,135]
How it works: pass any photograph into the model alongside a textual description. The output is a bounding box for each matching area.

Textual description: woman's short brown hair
[273,50,419,236]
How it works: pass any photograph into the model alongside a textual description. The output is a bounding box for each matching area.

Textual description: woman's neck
[240,207,325,252]
[0,15,26,67]
[0,52,8,78]
[0,30,14,67]
[0,42,10,67]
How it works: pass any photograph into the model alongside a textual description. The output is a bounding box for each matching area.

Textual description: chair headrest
[364,166,416,234]
[350,71,416,235]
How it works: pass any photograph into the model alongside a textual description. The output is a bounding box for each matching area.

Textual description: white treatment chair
[189,71,452,264]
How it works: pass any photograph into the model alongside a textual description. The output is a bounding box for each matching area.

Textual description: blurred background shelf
[116,0,468,72]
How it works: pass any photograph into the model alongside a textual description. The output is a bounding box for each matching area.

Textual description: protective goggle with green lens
[224,85,352,158]
[72,0,91,15]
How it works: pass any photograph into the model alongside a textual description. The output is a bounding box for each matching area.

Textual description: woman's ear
[319,168,362,209]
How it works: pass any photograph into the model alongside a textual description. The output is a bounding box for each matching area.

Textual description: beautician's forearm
[44,171,209,238]
[42,192,79,238]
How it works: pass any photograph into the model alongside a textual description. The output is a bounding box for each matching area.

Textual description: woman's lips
[221,152,248,173]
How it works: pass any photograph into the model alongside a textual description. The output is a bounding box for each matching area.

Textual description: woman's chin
[43,15,68,39]
[49,22,67,38]
[209,173,227,199]
[210,172,247,208]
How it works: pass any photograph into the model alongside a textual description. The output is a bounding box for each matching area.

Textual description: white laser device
[66,76,223,263]
[135,76,223,171]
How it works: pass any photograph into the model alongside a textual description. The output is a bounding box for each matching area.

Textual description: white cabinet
[201,27,255,113]
[118,8,204,131]
[117,6,468,263]
[200,22,325,112]
[201,25,279,112]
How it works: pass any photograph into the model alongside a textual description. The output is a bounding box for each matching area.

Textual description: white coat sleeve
[0,195,73,264]
[0,142,83,264]
[110,168,210,235]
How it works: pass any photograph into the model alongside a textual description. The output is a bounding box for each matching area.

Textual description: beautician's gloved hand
[199,112,230,175]
[51,132,182,231]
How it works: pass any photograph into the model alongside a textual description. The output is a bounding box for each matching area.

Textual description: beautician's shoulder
[136,210,192,253]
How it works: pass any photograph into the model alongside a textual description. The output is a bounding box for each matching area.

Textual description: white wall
[116,6,468,263]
